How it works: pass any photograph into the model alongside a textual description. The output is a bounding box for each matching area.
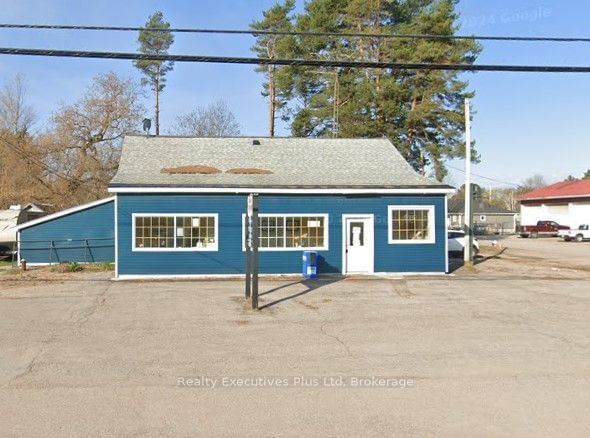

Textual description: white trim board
[109,187,455,195]
[520,194,590,201]
[341,214,375,275]
[114,273,302,281]
[387,205,436,245]
[114,271,447,281]
[15,197,116,231]
[114,195,119,278]
[132,213,219,252]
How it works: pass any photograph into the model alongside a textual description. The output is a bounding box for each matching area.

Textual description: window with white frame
[134,214,218,251]
[243,214,328,250]
[388,206,435,244]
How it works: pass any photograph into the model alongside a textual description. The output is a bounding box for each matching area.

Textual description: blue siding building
[109,136,453,279]
[17,198,115,265]
[116,193,447,276]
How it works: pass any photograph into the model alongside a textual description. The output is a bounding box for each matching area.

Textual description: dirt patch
[454,244,590,280]
[161,165,221,174]
[0,267,110,291]
[226,167,273,175]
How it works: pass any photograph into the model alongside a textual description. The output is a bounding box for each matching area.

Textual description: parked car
[448,230,480,257]
[560,224,590,242]
[518,220,569,238]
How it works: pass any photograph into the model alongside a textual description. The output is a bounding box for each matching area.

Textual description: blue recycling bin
[302,251,318,279]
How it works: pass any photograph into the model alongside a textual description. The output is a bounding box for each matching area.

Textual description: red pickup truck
[519,221,570,238]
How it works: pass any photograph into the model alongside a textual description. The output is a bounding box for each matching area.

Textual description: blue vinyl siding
[19,201,114,264]
[117,194,446,275]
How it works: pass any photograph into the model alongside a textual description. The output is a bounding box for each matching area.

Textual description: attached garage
[16,197,115,265]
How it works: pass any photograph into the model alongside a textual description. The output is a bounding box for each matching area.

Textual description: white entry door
[343,215,374,274]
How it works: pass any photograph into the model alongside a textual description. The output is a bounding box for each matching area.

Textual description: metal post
[48,240,53,266]
[251,194,259,310]
[245,196,252,299]
[464,98,474,265]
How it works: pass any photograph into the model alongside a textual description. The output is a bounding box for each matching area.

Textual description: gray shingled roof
[110,136,451,189]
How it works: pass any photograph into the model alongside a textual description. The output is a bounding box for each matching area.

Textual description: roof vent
[252,139,261,145]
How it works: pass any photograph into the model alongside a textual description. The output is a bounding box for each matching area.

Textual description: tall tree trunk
[267,65,276,137]
[155,67,161,136]
[406,96,418,159]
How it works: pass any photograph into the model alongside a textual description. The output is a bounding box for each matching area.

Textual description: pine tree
[134,11,174,136]
[251,0,297,137]
[260,0,481,180]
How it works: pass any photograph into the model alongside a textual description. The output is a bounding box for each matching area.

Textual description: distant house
[0,204,45,254]
[448,196,518,234]
[519,179,590,228]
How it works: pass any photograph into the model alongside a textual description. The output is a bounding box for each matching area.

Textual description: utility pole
[251,195,259,309]
[464,98,474,265]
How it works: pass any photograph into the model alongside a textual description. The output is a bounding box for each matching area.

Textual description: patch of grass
[67,262,83,272]
[85,262,115,271]
[0,261,15,267]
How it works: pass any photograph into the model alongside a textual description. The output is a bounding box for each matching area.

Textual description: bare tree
[43,72,144,207]
[0,133,51,207]
[170,100,240,137]
[518,174,547,193]
[0,74,36,136]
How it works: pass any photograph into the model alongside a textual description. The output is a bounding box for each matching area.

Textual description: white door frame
[341,214,375,275]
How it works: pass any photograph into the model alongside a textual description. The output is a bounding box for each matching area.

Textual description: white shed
[0,204,46,253]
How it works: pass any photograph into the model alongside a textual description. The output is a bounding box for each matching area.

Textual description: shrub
[67,262,83,272]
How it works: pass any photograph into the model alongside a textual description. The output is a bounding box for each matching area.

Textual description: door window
[349,222,364,246]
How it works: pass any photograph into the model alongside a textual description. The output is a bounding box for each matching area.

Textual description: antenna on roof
[142,118,152,136]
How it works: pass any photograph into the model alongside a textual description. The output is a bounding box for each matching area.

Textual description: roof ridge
[124,134,392,140]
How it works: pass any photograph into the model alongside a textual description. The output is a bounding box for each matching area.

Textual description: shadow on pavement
[448,247,508,273]
[258,277,343,310]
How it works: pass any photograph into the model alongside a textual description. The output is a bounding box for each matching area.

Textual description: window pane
[134,216,174,249]
[173,216,217,248]
[245,216,325,249]
[391,208,431,241]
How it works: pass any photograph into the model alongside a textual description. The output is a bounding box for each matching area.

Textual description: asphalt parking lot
[479,234,590,270]
[1,257,589,436]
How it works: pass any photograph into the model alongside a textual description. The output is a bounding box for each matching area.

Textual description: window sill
[241,247,328,252]
[388,240,436,245]
[132,247,219,252]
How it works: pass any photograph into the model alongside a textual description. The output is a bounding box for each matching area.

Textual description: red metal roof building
[519,180,590,202]
[519,180,590,229]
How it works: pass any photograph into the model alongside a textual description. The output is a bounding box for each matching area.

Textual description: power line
[447,164,520,187]
[1,23,590,43]
[2,47,590,73]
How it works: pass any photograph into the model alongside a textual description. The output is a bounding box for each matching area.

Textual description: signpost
[245,194,259,309]
[245,195,252,299]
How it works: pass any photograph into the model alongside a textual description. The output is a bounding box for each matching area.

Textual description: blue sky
[0,0,589,187]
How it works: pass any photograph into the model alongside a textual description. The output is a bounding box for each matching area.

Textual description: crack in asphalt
[389,279,414,298]
[8,348,43,384]
[320,322,354,358]
[71,283,111,325]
